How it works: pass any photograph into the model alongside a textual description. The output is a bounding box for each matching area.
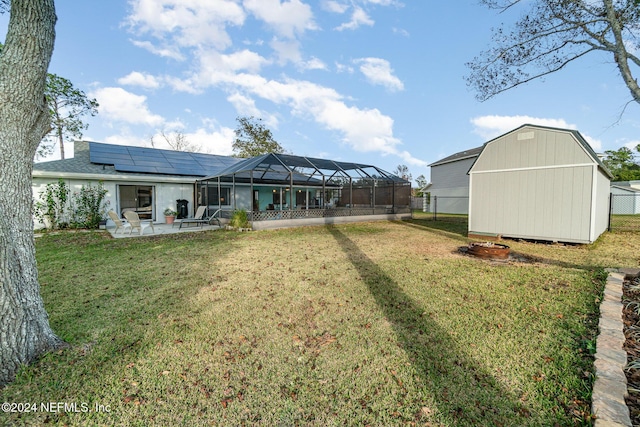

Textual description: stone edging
[593,268,640,427]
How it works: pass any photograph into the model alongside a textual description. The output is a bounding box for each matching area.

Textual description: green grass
[1,221,639,426]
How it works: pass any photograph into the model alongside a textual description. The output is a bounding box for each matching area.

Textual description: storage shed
[468,124,613,244]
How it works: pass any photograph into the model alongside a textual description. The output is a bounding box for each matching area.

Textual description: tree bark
[0,0,63,386]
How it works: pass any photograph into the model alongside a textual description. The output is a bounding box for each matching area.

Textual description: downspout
[218,177,221,213]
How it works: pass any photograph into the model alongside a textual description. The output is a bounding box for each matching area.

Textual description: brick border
[593,269,640,427]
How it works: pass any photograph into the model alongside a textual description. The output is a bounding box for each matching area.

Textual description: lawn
[1,219,639,426]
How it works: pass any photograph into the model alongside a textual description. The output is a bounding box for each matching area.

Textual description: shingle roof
[32,141,241,179]
[428,146,483,167]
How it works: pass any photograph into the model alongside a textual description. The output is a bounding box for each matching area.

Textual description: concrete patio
[107,221,223,238]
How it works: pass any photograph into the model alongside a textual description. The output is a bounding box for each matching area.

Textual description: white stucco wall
[32,176,197,229]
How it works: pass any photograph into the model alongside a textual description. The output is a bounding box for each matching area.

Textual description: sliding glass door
[119,185,154,220]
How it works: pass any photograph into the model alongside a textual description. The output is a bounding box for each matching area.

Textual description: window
[199,185,231,206]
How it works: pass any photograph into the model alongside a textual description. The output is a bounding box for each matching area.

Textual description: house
[32,141,411,230]
[426,146,482,214]
[611,184,640,214]
[467,124,613,244]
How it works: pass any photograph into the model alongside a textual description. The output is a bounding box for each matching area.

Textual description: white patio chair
[107,210,131,234]
[123,211,155,235]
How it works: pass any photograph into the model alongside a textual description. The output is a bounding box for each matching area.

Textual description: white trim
[589,164,598,242]
[469,162,595,175]
[468,172,473,225]
[32,171,198,184]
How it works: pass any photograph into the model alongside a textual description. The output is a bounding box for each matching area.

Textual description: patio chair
[179,206,221,229]
[123,210,155,235]
[107,210,131,234]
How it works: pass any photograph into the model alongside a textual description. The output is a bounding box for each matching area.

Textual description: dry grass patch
[1,221,637,426]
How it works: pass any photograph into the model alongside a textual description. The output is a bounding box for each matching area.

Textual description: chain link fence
[610,193,640,231]
[411,196,469,222]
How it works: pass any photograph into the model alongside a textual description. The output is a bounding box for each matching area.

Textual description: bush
[34,179,70,229]
[230,209,250,229]
[70,182,109,229]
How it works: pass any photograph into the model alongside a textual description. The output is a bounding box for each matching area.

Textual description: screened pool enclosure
[196,153,411,227]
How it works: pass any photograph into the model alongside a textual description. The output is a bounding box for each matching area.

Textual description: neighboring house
[612,180,640,190]
[611,184,640,214]
[32,141,411,230]
[427,146,482,214]
[468,124,613,244]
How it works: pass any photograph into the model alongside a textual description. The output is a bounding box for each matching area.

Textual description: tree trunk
[0,0,63,387]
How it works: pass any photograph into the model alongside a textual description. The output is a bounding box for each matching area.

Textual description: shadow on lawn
[326,225,529,425]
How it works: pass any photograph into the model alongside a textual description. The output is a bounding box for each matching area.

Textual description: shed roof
[468,124,614,179]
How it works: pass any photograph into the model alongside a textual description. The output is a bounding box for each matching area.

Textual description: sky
[2,0,640,183]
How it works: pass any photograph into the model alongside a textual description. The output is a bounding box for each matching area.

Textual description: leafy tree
[393,164,412,182]
[150,130,200,152]
[232,116,284,158]
[40,73,98,159]
[603,146,640,180]
[414,174,428,197]
[466,0,640,106]
[0,0,63,386]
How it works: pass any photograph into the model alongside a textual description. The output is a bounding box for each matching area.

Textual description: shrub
[34,179,70,229]
[230,209,250,229]
[70,182,109,229]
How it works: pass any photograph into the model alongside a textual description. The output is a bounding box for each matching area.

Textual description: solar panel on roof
[115,164,159,174]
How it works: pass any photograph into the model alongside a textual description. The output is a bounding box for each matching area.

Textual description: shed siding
[594,169,611,237]
[470,165,594,242]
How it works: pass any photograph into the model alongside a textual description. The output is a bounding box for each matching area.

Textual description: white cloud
[355,57,404,92]
[335,62,354,74]
[392,27,409,37]
[227,93,280,128]
[91,87,164,127]
[270,38,302,65]
[118,71,162,89]
[130,40,184,61]
[322,0,349,13]
[298,57,328,71]
[471,115,576,140]
[243,0,317,38]
[182,128,236,156]
[470,114,603,151]
[335,7,374,31]
[103,127,235,156]
[126,0,246,51]
[624,140,640,150]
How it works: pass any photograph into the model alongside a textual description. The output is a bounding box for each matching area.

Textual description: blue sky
[3,0,640,182]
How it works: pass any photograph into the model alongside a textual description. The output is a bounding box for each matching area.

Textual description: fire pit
[467,242,510,260]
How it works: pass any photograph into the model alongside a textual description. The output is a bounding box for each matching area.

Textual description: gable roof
[468,124,614,179]
[428,146,483,167]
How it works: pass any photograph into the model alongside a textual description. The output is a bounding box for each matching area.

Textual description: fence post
[433,196,437,221]
[608,192,613,232]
